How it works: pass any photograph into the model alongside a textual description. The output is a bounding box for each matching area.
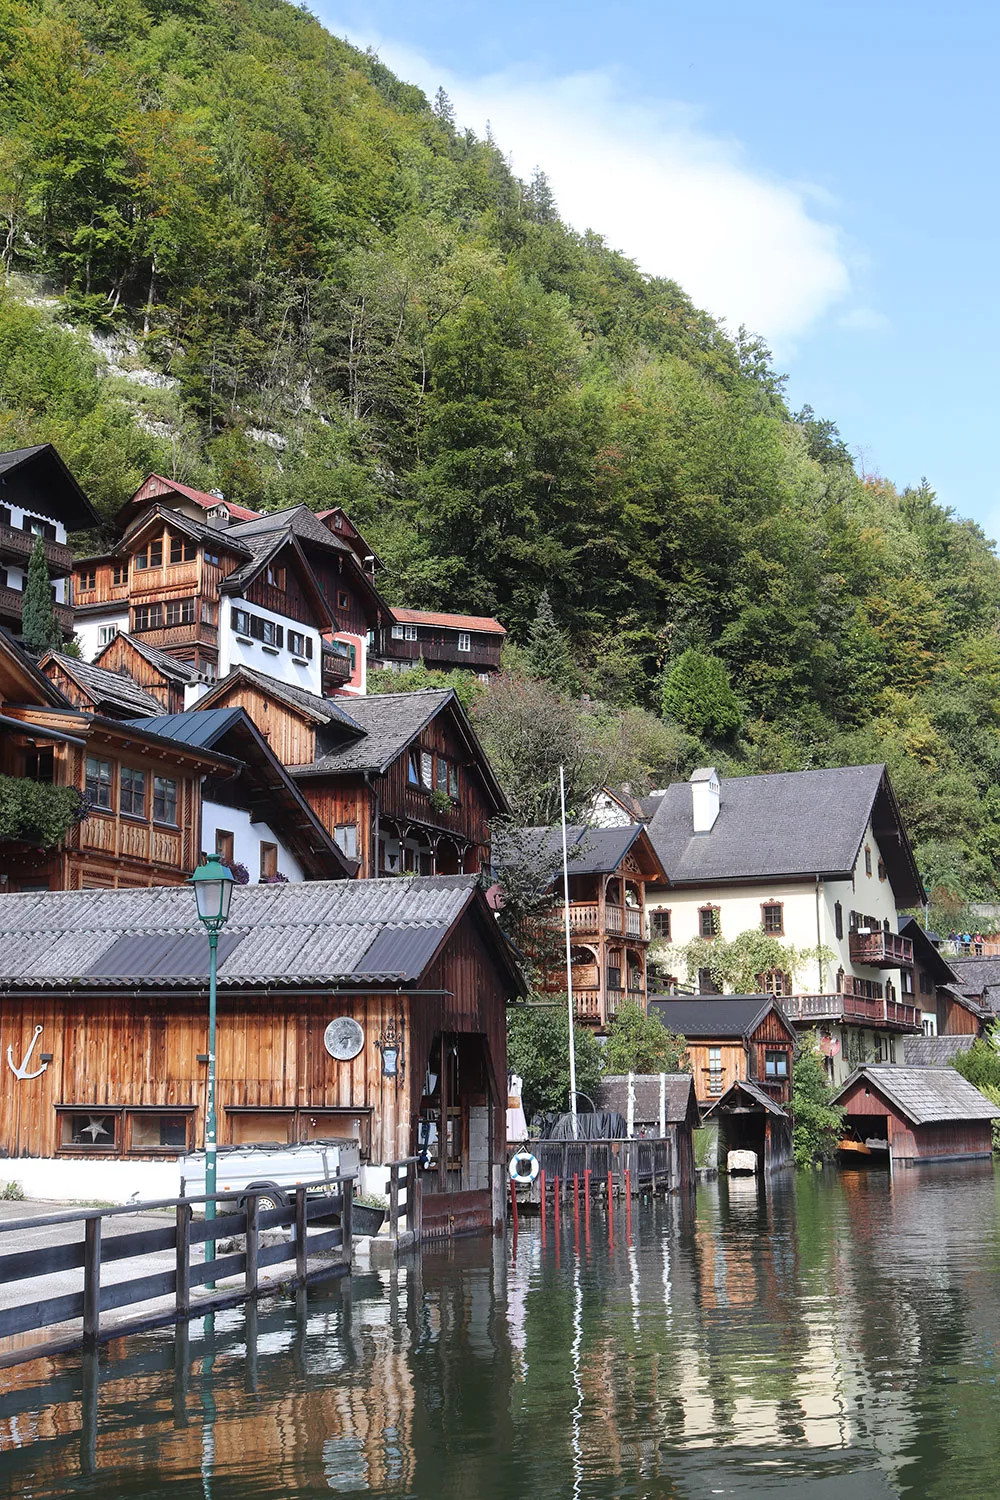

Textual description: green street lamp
[188,854,235,1270]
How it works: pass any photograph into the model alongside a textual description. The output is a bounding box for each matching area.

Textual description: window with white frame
[404,624,418,641]
[98,624,119,646]
[457,631,471,652]
[391,623,404,640]
[334,824,358,858]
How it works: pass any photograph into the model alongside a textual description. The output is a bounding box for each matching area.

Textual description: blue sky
[317,1,999,539]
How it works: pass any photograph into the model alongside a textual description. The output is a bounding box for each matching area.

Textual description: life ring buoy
[508,1151,539,1184]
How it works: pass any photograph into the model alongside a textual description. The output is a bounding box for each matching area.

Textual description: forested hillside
[1,0,999,913]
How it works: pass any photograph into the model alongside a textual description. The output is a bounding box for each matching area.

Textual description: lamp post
[188,854,235,1271]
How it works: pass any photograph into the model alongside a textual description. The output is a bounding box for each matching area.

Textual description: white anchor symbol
[7,1025,47,1080]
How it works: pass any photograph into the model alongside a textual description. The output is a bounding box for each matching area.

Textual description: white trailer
[179,1141,359,1211]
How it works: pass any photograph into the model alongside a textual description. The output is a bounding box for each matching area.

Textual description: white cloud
[320,22,859,347]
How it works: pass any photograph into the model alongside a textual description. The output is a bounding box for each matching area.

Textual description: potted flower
[352,1192,388,1236]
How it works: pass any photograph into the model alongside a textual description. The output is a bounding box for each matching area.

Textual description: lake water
[3,1165,1000,1498]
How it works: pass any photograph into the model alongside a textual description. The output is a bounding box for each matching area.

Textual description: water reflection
[2,1165,1000,1497]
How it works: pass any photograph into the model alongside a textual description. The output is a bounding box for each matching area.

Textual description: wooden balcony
[321,643,353,685]
[379,636,502,671]
[0,523,73,575]
[849,929,913,967]
[783,993,921,1030]
[0,584,73,634]
[132,621,217,651]
[565,903,646,941]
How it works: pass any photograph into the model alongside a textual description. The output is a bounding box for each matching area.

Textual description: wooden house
[93,629,209,713]
[647,995,797,1109]
[702,1078,794,1172]
[596,1073,700,1191]
[0,445,97,640]
[38,650,168,720]
[377,607,506,677]
[0,876,525,1239]
[196,671,507,876]
[643,764,925,1082]
[898,915,983,1039]
[832,1066,998,1165]
[505,824,666,1030]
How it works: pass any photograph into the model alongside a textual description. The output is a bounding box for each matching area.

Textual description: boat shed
[832,1065,998,1166]
[701,1078,794,1173]
[596,1073,700,1191]
[0,876,525,1235]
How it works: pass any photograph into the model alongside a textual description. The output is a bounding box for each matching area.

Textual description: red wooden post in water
[553,1176,560,1235]
[625,1169,633,1245]
[540,1169,547,1246]
[607,1169,614,1246]
[573,1173,580,1228]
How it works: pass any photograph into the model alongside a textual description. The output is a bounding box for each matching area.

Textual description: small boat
[836,1131,889,1166]
[726,1149,758,1175]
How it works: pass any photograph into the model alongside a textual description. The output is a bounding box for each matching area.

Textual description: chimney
[690,767,720,834]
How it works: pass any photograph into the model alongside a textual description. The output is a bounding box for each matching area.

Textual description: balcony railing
[0,584,73,633]
[572,988,627,1025]
[565,903,646,940]
[848,930,913,967]
[782,993,921,1030]
[0,524,73,575]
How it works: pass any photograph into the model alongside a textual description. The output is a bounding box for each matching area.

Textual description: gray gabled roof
[646,763,923,904]
[122,707,243,746]
[0,876,522,989]
[597,1073,699,1126]
[648,994,794,1042]
[229,505,354,555]
[902,1035,978,1066]
[119,504,253,558]
[514,824,660,877]
[198,665,363,732]
[111,635,203,683]
[293,688,455,775]
[832,1065,999,1123]
[947,956,1000,997]
[702,1078,789,1118]
[42,653,164,716]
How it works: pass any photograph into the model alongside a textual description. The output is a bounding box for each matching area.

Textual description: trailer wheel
[242,1184,288,1214]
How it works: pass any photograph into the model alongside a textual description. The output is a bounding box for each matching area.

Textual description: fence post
[411,1163,422,1245]
[175,1201,191,1317]
[295,1186,308,1281]
[83,1217,101,1349]
[389,1163,400,1245]
[342,1175,353,1263]
[244,1192,259,1295]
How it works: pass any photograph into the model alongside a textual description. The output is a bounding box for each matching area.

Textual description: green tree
[604,1000,688,1075]
[523,589,580,692]
[507,1001,603,1122]
[661,649,741,739]
[21,536,60,653]
[791,1033,843,1167]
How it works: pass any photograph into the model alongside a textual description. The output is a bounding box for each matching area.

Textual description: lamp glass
[382,1046,399,1077]
[188,853,235,928]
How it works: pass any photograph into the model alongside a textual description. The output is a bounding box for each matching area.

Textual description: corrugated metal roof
[833,1065,999,1124]
[0,876,494,988]
[122,708,243,747]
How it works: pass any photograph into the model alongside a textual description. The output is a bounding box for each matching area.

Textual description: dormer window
[265,564,286,589]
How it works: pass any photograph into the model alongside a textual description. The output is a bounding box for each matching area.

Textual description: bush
[507,1000,603,1122]
[0,776,86,847]
[0,1180,25,1200]
[791,1033,843,1167]
[604,1000,688,1075]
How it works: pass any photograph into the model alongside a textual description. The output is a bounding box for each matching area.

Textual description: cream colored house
[641,764,926,1085]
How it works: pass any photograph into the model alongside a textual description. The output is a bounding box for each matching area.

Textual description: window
[85,756,112,809]
[112,563,127,586]
[436,756,449,791]
[288,630,313,659]
[265,564,286,589]
[251,615,282,648]
[231,605,251,637]
[334,824,358,859]
[698,905,719,939]
[877,858,886,881]
[153,776,177,825]
[169,535,197,564]
[421,751,434,789]
[260,841,278,880]
[404,624,418,641]
[98,624,118,647]
[759,970,791,996]
[698,967,721,994]
[229,1110,294,1146]
[457,631,471,652]
[119,766,146,817]
[448,763,460,800]
[0,505,9,527]
[922,1015,938,1037]
[391,624,404,640]
[134,539,163,570]
[834,901,843,940]
[761,902,784,936]
[133,604,163,631]
[650,909,672,940]
[165,598,195,626]
[80,569,97,591]
[919,969,934,997]
[59,1109,118,1150]
[764,1050,789,1079]
[204,551,219,568]
[407,750,420,785]
[215,829,234,863]
[864,845,872,876]
[707,1047,723,1096]
[24,516,56,541]
[337,590,349,610]
[25,745,54,784]
[128,1110,191,1152]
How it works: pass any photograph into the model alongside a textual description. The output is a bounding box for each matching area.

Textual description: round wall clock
[324,1016,365,1061]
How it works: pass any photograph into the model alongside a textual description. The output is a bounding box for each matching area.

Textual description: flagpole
[560,765,579,1140]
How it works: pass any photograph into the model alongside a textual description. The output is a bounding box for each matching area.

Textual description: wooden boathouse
[0,876,524,1237]
[702,1079,794,1173]
[831,1065,998,1166]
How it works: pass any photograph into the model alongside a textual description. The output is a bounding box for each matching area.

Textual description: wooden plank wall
[205,683,317,767]
[686,1042,746,1104]
[93,635,183,712]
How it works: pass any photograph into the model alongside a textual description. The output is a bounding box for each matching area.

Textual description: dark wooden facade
[835,1074,993,1164]
[704,1080,794,1172]
[649,998,796,1109]
[378,610,506,675]
[91,632,190,713]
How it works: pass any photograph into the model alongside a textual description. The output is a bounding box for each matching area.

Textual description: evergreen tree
[523,590,579,693]
[526,167,558,223]
[432,86,455,125]
[21,536,60,654]
[661,649,741,739]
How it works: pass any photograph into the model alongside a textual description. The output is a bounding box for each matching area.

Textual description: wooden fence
[0,1173,354,1368]
[386,1156,422,1247]
[529,1137,677,1197]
